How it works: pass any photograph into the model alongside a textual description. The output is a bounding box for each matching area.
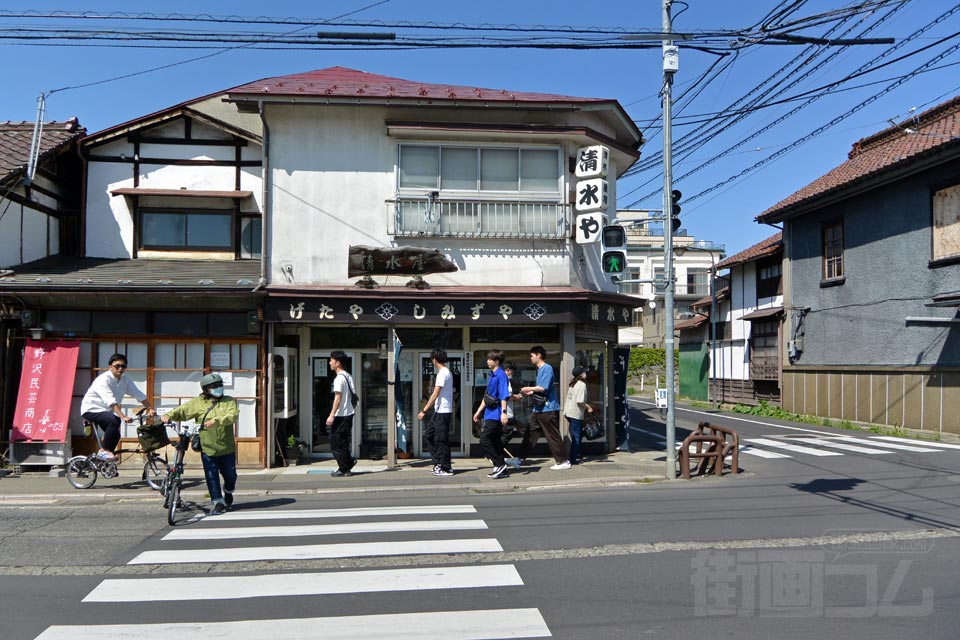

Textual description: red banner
[11,339,80,443]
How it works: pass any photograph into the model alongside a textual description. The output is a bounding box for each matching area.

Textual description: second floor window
[933,182,960,262]
[822,219,844,281]
[398,144,560,195]
[685,269,708,296]
[141,210,232,251]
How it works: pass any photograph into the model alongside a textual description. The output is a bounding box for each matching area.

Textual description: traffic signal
[601,224,627,274]
[602,251,626,274]
[670,189,682,233]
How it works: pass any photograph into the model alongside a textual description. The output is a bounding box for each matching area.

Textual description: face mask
[208,386,224,398]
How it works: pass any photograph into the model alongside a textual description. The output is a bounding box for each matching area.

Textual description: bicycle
[161,422,203,526]
[65,409,168,490]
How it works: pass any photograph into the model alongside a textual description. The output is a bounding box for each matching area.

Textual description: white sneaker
[505,457,522,470]
[487,465,508,479]
[96,450,116,461]
[550,461,572,470]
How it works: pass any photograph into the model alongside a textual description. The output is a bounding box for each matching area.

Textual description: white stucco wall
[267,104,610,288]
[0,181,60,268]
[85,120,263,258]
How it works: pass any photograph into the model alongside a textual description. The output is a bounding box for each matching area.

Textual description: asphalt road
[3,402,960,639]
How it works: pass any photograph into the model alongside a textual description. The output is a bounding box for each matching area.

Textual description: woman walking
[564,367,593,465]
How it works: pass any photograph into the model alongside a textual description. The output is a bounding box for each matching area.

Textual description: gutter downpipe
[258,101,275,467]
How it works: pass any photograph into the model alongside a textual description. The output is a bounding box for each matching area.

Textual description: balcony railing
[389,197,570,239]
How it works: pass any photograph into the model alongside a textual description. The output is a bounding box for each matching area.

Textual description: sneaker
[96,450,116,461]
[550,460,572,470]
[224,491,234,507]
[211,502,226,516]
[487,465,508,479]
[348,459,358,472]
[330,470,353,477]
[434,468,454,476]
[505,457,522,470]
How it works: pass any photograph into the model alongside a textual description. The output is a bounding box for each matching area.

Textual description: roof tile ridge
[851,95,960,158]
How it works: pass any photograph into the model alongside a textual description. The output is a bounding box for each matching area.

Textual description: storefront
[265,287,634,461]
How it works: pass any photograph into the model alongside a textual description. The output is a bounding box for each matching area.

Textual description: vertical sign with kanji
[11,340,80,443]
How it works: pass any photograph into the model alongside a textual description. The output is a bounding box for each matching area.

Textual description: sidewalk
[0,452,667,503]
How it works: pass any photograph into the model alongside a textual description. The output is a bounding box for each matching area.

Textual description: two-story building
[757,95,960,433]
[1,67,643,466]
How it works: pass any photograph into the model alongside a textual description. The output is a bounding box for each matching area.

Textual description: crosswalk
[740,435,960,460]
[630,425,960,461]
[33,504,553,639]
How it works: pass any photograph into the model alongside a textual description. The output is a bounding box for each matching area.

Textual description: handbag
[530,391,547,407]
[190,432,203,452]
[583,415,605,441]
[137,423,170,453]
[483,392,499,409]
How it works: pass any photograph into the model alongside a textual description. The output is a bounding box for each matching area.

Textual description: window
[685,269,708,296]
[933,183,960,262]
[822,219,844,281]
[623,267,642,295]
[240,216,262,259]
[141,209,232,250]
[750,319,779,380]
[398,144,560,194]
[757,257,782,299]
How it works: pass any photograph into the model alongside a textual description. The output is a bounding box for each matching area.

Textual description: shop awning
[110,188,253,199]
[740,306,783,320]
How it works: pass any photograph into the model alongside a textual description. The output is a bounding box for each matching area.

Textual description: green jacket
[165,395,238,457]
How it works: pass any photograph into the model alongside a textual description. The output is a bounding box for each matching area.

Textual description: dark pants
[518,411,565,464]
[82,410,122,452]
[330,414,355,472]
[479,419,505,467]
[201,451,237,504]
[567,417,583,464]
[424,411,452,470]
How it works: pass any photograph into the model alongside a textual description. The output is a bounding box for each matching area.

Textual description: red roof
[0,119,84,180]
[758,96,960,221]
[228,66,614,104]
[716,233,782,270]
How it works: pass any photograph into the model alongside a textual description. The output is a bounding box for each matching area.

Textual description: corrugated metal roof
[0,119,85,181]
[0,256,260,291]
[758,95,960,221]
[228,66,614,105]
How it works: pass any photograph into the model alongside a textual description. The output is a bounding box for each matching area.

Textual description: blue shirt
[483,367,511,421]
[533,363,560,413]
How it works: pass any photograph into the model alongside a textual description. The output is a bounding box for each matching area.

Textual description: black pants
[479,419,505,467]
[517,411,565,463]
[424,411,452,470]
[82,410,122,452]
[330,414,355,472]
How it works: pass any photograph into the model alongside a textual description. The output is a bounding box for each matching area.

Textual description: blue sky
[4,1,959,256]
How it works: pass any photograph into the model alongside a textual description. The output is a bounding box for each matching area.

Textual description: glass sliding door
[417,352,464,457]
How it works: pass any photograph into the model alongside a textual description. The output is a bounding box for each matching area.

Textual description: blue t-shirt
[533,363,560,413]
[483,367,511,421]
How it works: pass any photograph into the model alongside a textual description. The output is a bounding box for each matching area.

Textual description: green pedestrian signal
[602,251,626,274]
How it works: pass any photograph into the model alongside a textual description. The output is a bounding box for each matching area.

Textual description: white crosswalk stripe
[34,503,553,640]
[35,609,552,640]
[743,435,960,459]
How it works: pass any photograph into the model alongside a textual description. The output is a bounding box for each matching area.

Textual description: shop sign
[348,245,458,278]
[11,339,80,443]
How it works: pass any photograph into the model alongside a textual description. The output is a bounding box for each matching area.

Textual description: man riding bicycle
[161,373,238,516]
[80,353,155,461]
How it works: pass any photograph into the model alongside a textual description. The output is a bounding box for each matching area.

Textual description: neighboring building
[0,67,643,466]
[615,208,723,348]
[687,233,783,405]
[757,95,960,433]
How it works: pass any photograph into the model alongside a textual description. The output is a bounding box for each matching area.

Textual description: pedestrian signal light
[602,251,626,274]
[601,225,626,250]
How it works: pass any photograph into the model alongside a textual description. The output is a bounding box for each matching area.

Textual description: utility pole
[662,0,678,479]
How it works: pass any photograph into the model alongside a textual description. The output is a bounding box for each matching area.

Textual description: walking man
[326,350,358,477]
[473,349,511,478]
[419,348,454,477]
[519,345,569,470]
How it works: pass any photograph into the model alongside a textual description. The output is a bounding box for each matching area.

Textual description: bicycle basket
[137,423,171,453]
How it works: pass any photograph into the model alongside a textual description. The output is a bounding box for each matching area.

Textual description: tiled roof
[716,233,782,270]
[0,119,84,181]
[229,66,613,104]
[759,95,960,221]
[0,257,260,292]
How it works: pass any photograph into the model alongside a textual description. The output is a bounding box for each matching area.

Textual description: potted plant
[285,435,306,466]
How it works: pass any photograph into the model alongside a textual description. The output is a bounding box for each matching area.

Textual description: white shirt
[434,366,453,414]
[80,370,147,415]
[333,371,356,417]
[563,380,588,420]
